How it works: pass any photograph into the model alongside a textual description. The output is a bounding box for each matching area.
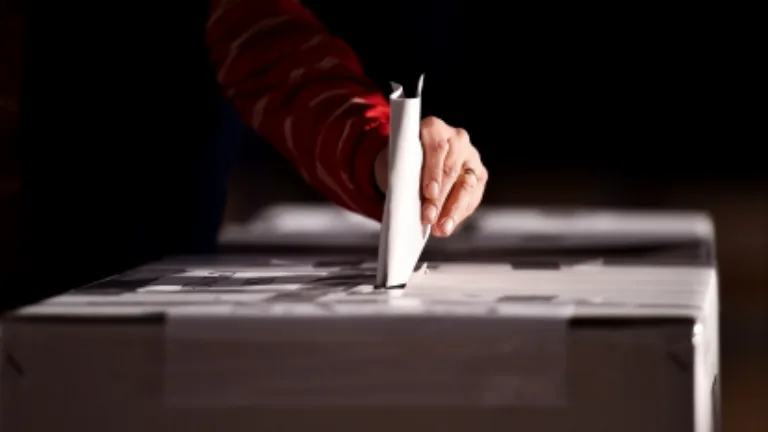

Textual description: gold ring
[463,167,478,181]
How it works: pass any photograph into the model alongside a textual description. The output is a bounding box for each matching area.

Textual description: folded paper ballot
[376,75,430,287]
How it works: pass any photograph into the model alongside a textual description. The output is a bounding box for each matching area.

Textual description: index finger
[420,117,449,202]
[435,167,479,236]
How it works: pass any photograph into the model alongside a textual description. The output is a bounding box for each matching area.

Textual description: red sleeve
[206,0,389,221]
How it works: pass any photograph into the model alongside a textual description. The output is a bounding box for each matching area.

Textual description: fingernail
[441,217,455,235]
[423,204,437,223]
[426,181,439,199]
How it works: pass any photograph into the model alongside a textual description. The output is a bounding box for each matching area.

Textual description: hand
[374,116,488,237]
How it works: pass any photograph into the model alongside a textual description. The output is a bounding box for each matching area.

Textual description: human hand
[374,116,488,237]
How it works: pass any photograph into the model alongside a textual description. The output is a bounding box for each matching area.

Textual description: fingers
[462,163,488,219]
[419,117,487,234]
[439,128,469,200]
[435,167,477,235]
[435,162,487,236]
[420,117,449,224]
[429,128,469,225]
[423,141,463,225]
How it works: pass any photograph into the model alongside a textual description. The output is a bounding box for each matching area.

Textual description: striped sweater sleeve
[206,0,389,221]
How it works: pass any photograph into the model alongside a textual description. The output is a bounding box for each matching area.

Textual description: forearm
[206,0,389,221]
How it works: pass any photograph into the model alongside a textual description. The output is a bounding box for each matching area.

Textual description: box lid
[9,255,715,321]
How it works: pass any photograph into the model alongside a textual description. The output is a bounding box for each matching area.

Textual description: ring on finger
[463,166,478,182]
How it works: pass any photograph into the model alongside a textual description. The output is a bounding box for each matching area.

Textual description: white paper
[376,75,430,287]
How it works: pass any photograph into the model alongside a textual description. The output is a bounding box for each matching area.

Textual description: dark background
[1,0,765,429]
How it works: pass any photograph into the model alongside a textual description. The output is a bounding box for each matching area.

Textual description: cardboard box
[2,211,719,432]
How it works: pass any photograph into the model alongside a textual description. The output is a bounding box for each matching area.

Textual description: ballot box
[1,238,719,431]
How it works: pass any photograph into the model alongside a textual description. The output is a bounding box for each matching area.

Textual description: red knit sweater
[206,0,390,221]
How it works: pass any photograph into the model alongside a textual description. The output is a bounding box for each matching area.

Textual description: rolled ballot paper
[376,74,430,287]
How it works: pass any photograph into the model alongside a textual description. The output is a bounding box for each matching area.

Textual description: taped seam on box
[163,312,568,407]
